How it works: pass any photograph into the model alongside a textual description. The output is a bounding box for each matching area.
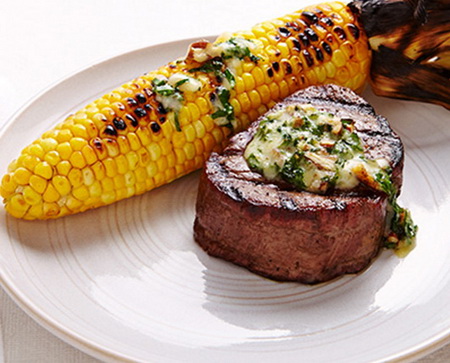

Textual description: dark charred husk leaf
[349,0,450,109]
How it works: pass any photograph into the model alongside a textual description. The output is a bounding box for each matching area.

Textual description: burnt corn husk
[350,0,450,109]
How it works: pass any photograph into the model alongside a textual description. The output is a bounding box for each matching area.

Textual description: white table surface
[0,0,449,362]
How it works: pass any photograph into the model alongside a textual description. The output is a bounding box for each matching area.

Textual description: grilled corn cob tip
[1,1,371,219]
[350,0,450,109]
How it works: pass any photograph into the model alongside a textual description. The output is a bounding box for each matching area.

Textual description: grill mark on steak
[194,84,404,284]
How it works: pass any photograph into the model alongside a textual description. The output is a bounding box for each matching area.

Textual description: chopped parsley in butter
[244,103,417,252]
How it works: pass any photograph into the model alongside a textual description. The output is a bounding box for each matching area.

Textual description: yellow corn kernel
[57,142,73,160]
[332,49,347,68]
[242,72,256,92]
[101,191,116,205]
[53,175,71,196]
[104,139,119,157]
[23,186,42,205]
[28,175,47,194]
[21,155,40,171]
[91,161,106,180]
[82,167,95,186]
[146,161,158,178]
[66,196,83,211]
[28,144,45,159]
[117,136,130,155]
[100,177,114,192]
[54,129,73,143]
[70,151,87,169]
[135,167,147,183]
[89,181,102,198]
[81,145,97,165]
[7,194,29,218]
[235,77,245,94]
[43,202,60,218]
[113,174,125,189]
[127,132,141,151]
[124,171,136,187]
[72,185,90,201]
[28,204,44,218]
[43,183,60,203]
[68,168,83,188]
[56,161,71,176]
[41,138,58,152]
[104,158,118,178]
[12,167,32,185]
[183,124,196,143]
[183,143,196,161]
[44,151,61,166]
[34,162,53,180]
[148,143,162,161]
[113,155,127,175]
[70,137,88,151]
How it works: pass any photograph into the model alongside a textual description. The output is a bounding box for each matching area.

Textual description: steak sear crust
[193,85,404,284]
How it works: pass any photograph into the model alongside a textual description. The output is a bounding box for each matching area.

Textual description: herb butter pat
[244,103,417,252]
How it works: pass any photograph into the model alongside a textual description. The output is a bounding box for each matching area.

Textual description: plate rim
[0,35,450,363]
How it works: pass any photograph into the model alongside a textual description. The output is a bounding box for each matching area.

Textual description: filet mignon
[193,84,404,284]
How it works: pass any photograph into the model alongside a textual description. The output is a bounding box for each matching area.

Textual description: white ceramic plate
[1,37,450,363]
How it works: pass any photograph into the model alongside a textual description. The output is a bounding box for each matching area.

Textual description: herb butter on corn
[0,2,371,219]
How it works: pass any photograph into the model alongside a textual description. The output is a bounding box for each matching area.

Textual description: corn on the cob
[351,0,450,109]
[0,1,371,219]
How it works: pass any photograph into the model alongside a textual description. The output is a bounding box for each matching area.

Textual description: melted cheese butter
[244,104,389,194]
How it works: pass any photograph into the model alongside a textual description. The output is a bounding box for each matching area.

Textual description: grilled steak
[193,85,404,284]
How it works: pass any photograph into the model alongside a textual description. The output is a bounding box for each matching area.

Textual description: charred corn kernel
[1,2,371,219]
